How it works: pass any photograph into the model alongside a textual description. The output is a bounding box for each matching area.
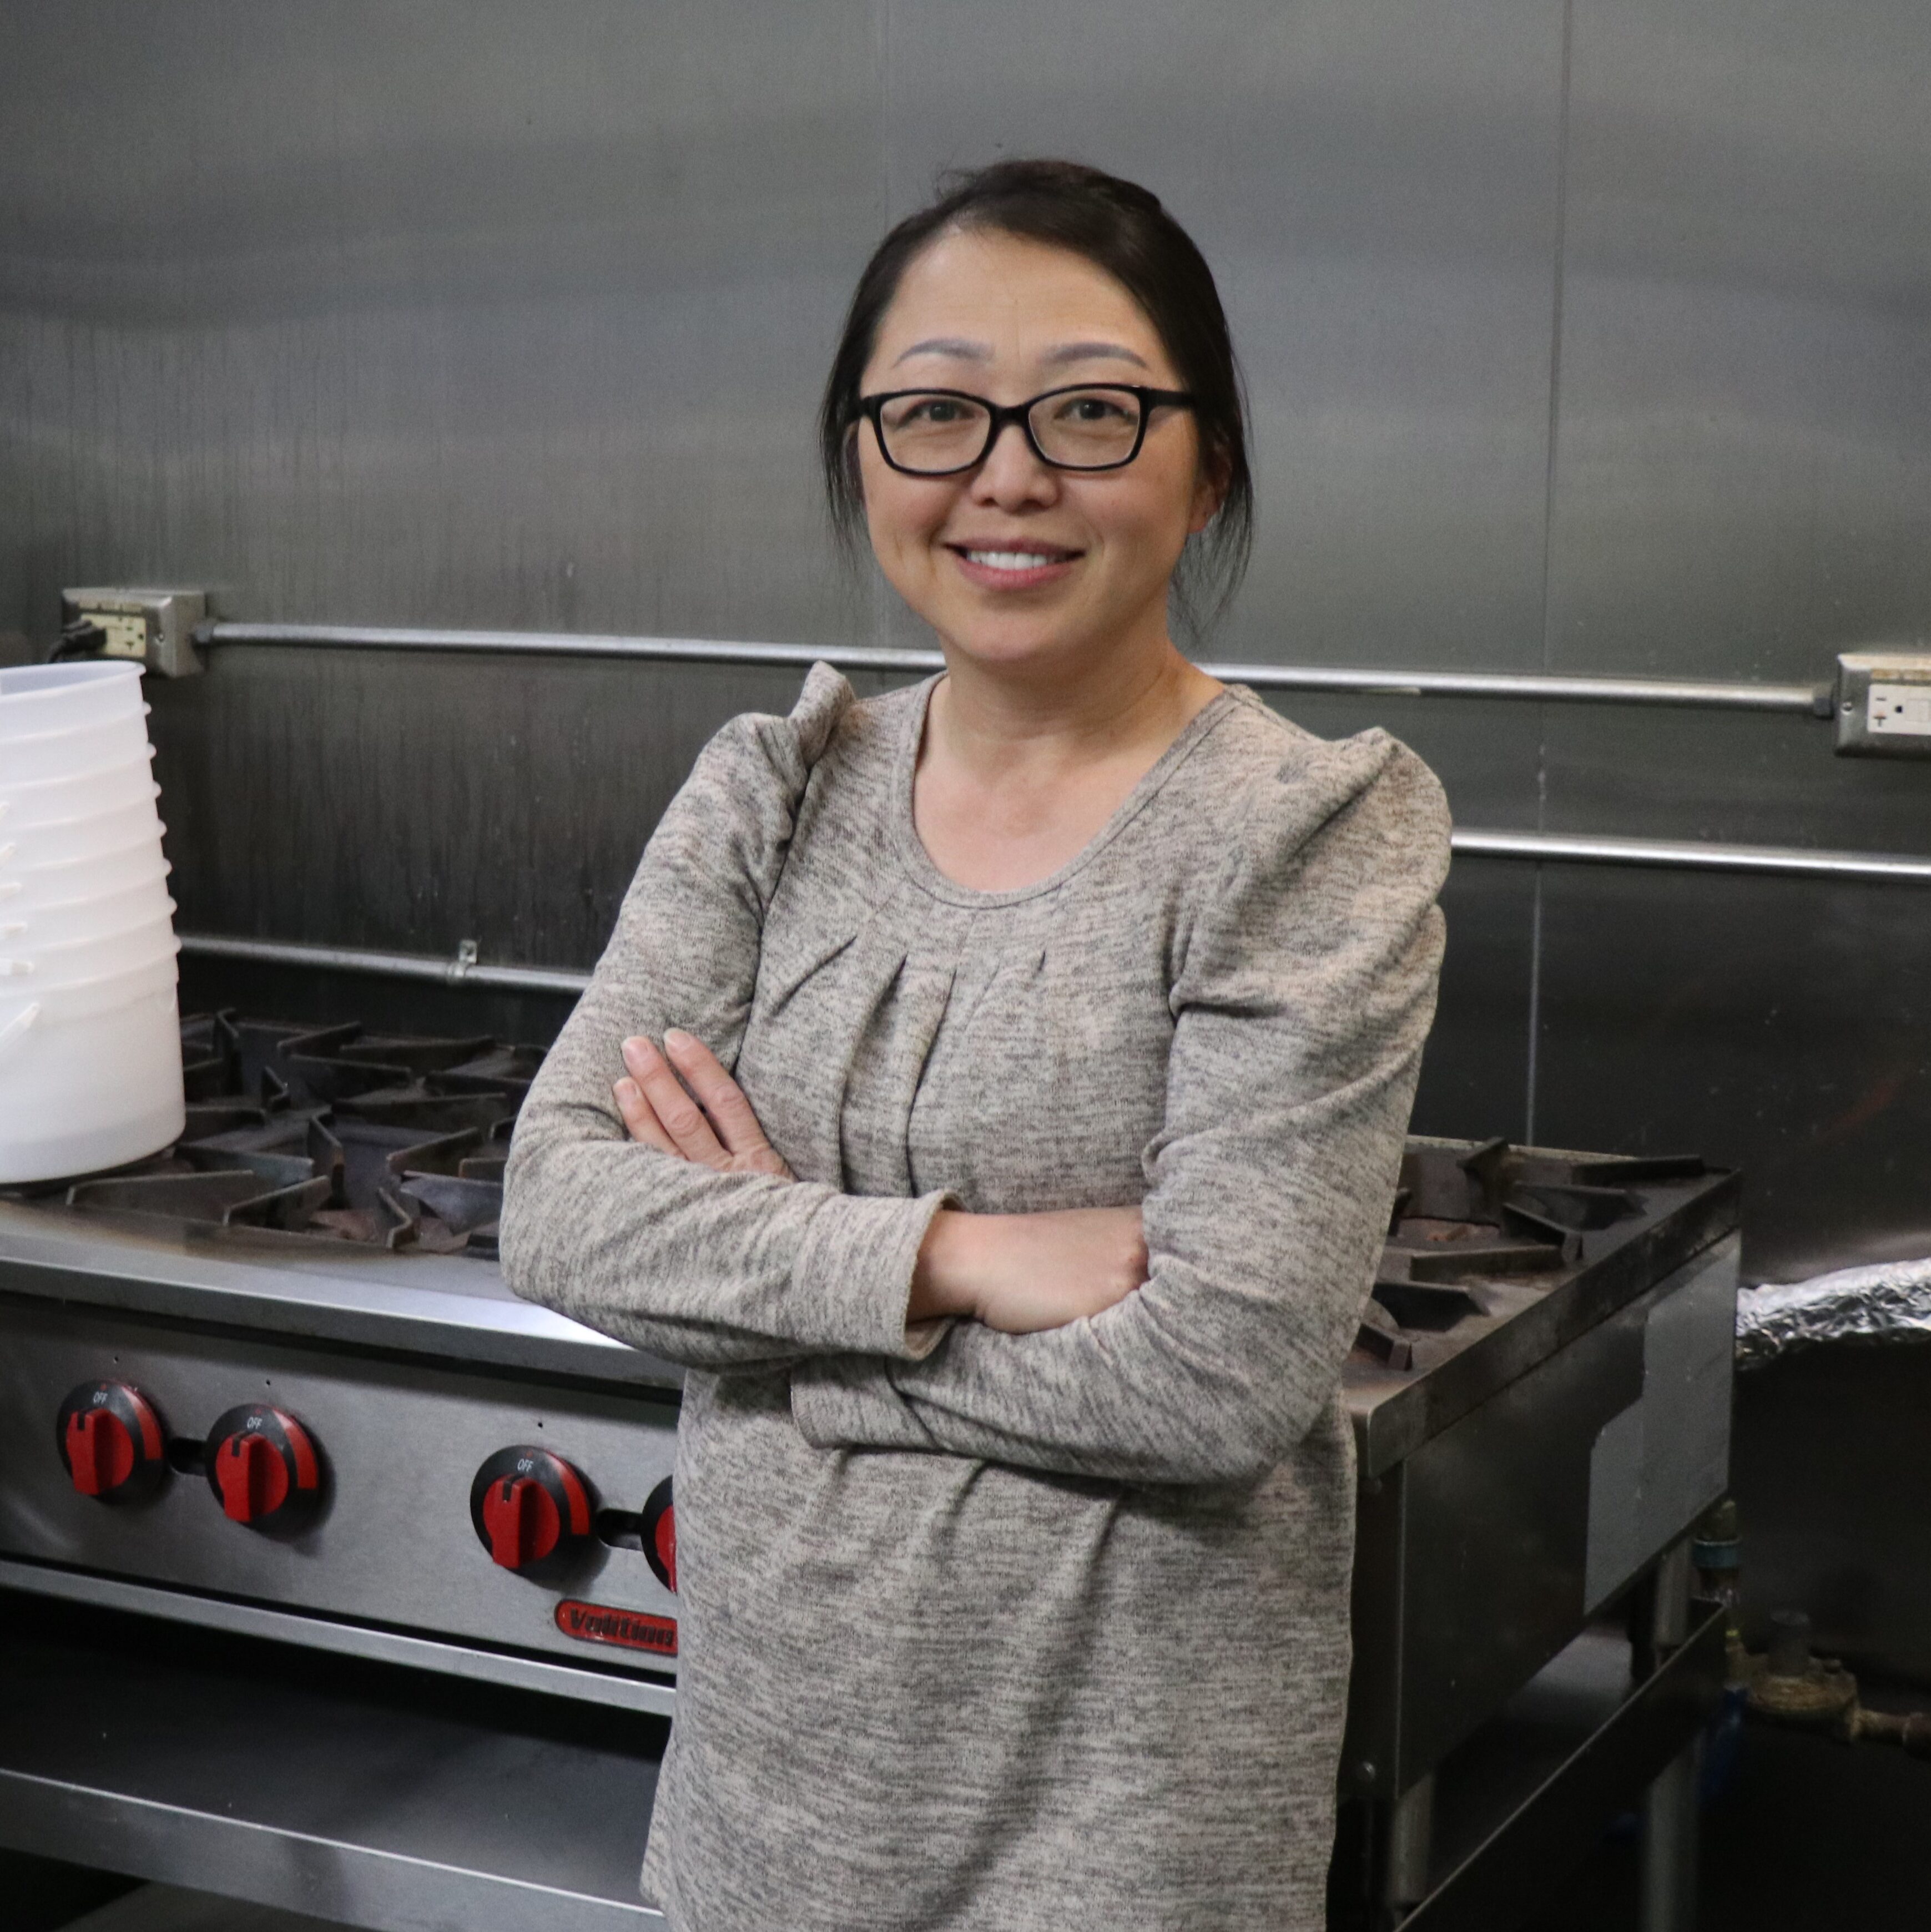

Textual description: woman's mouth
[947,544,1082,590]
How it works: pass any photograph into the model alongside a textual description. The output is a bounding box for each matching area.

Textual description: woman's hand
[613,1030,794,1179]
[909,1207,1148,1334]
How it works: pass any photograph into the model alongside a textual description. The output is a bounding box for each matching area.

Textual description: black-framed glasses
[859,384,1196,476]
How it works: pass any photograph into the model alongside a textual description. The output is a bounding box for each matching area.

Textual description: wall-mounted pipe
[175,820,1931,997]
[178,932,593,997]
[1453,830,1931,884]
[199,622,1832,717]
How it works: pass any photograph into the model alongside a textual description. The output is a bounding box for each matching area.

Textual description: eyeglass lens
[877,389,1146,473]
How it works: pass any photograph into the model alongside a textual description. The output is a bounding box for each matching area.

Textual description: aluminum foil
[1736,1257,1931,1368]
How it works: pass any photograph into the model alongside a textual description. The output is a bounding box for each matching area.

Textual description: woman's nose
[970,421,1060,509]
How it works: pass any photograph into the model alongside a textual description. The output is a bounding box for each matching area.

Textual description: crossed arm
[612,1028,1149,1338]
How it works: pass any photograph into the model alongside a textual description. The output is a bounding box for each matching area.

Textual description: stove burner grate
[6,1012,543,1258]
[1357,1138,1708,1371]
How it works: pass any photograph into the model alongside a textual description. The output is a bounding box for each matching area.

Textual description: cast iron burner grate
[1357,1137,1709,1372]
[3,1013,546,1258]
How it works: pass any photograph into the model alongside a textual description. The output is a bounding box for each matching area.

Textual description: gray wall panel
[1536,0,1931,1274]
[0,0,888,646]
[1533,864,1931,1281]
[883,0,1568,672]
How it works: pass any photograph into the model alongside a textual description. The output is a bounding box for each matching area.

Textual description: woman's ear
[1188,443,1231,536]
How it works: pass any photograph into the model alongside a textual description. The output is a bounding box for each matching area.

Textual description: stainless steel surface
[179,931,594,997]
[1532,0,1931,1274]
[0,1595,665,1931]
[205,619,1829,713]
[1345,1235,1737,1798]
[0,1557,676,1718]
[0,1202,675,1383]
[1347,1163,1738,1480]
[0,1297,681,1671]
[1531,862,1931,1283]
[54,1883,373,1932]
[1638,1541,1699,1932]
[1383,1770,1436,1910]
[1395,1610,1726,1931]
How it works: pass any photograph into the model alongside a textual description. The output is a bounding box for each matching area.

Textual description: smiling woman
[502,159,1451,1932]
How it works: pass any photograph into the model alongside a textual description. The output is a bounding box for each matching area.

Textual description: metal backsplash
[3,0,1928,1279]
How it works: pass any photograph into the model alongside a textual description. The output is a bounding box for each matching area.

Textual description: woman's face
[856,228,1221,673]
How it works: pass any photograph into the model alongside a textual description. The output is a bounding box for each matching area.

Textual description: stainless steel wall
[2,0,1927,1280]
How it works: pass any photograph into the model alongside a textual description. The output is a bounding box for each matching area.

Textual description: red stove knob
[642,1477,677,1593]
[470,1446,594,1576]
[56,1382,168,1502]
[203,1404,324,1530]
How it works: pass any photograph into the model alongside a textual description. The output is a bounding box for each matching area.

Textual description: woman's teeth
[964,550,1065,570]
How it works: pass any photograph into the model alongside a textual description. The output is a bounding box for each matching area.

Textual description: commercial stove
[0,1010,1740,1932]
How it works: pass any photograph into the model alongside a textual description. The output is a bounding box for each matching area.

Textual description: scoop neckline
[889,674,1244,908]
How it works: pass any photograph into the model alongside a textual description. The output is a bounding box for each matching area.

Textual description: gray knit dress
[501,663,1449,1932]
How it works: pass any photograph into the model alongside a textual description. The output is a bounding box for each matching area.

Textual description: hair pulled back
[819,158,1253,632]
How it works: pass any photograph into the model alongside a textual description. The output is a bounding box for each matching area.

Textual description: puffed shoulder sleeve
[501,665,954,1371]
[790,725,1450,1483]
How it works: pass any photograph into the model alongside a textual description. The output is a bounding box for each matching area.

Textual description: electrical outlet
[58,588,207,678]
[1834,649,1931,758]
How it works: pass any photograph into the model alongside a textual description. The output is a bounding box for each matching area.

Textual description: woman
[503,158,1449,1932]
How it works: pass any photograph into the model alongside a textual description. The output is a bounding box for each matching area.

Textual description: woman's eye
[1060,395,1130,423]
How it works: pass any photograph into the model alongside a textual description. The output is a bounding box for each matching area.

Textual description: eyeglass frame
[856,384,1198,477]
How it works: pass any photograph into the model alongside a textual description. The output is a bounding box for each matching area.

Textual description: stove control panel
[55,1382,169,1504]
[470,1446,593,1576]
[0,1301,682,1683]
[204,1404,324,1531]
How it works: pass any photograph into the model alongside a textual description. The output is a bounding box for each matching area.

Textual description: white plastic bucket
[1,716,156,785]
[0,663,147,740]
[0,913,179,990]
[0,876,175,950]
[0,841,170,911]
[1,750,158,828]
[0,951,184,1183]
[0,662,180,1179]
[0,797,164,870]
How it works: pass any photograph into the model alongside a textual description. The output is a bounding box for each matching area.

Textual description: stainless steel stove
[0,1009,1741,1931]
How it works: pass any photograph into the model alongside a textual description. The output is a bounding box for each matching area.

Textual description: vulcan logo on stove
[555,1599,678,1657]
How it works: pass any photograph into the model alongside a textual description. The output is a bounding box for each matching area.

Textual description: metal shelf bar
[200,622,1828,716]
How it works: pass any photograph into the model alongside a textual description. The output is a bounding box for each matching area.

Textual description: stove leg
[1639,1538,1698,1932]
[1380,1769,1435,1922]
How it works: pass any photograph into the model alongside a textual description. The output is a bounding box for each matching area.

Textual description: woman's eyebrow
[1043,340,1151,369]
[889,337,1152,370]
[893,337,991,365]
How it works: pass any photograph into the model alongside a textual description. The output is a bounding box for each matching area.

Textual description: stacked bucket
[0,663,185,1182]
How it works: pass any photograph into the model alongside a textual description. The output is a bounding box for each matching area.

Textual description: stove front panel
[0,1295,681,1673]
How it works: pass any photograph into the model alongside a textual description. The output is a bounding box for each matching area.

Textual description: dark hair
[818,158,1253,633]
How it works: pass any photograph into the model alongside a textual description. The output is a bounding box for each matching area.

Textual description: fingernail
[613,1078,638,1104]
[664,1028,694,1051]
[622,1036,650,1065]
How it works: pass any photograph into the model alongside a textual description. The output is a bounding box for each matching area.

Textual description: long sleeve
[500,664,952,1371]
[789,730,1450,1484]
